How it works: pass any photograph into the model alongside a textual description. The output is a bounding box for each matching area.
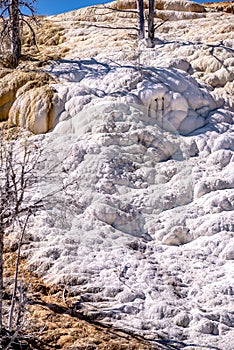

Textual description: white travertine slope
[11,1,234,349]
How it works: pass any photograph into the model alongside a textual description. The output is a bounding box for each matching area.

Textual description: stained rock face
[9,85,60,134]
[0,70,38,121]
[0,70,57,133]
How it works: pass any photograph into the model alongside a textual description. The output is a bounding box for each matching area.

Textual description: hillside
[0,1,234,349]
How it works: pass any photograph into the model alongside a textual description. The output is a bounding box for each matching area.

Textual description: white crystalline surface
[24,4,234,349]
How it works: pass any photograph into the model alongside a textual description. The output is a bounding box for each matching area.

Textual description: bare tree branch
[8,211,31,332]
[20,16,37,46]
[88,23,138,31]
[0,131,80,338]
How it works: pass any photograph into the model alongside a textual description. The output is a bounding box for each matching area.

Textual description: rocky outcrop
[0,70,59,133]
[9,85,58,134]
[0,70,39,121]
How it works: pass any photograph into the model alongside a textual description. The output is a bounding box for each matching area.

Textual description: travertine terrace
[1,1,234,349]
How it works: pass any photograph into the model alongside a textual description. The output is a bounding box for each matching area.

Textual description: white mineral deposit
[1,0,233,349]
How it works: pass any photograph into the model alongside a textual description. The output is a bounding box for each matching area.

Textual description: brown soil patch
[2,250,159,349]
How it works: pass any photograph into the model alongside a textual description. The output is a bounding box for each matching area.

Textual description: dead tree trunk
[137,0,145,39]
[9,0,21,68]
[147,0,155,47]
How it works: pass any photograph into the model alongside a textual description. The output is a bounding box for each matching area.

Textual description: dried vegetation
[2,250,158,350]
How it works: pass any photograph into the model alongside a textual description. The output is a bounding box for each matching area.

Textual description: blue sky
[35,0,220,16]
[35,0,114,15]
